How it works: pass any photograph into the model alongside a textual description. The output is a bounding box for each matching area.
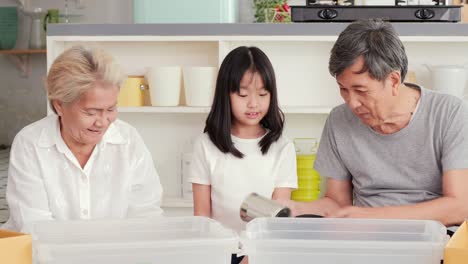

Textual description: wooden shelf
[0,49,46,55]
[0,49,47,77]
[119,106,211,113]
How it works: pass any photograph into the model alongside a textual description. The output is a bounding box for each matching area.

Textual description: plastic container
[118,76,148,107]
[183,66,217,106]
[31,216,239,264]
[296,155,315,169]
[242,218,448,264]
[0,7,18,50]
[146,66,182,106]
[289,189,320,201]
[296,168,320,179]
[292,138,321,201]
[297,178,321,187]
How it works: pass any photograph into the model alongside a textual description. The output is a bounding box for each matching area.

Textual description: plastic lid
[294,138,318,155]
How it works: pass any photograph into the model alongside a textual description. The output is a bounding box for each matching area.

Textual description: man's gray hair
[329,19,408,83]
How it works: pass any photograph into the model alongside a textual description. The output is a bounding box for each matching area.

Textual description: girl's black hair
[204,46,284,158]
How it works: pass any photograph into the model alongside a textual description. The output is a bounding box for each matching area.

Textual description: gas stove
[291,0,462,22]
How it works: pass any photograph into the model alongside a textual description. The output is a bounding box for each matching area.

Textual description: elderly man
[289,19,468,228]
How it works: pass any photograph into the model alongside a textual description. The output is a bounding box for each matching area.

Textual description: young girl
[189,46,297,262]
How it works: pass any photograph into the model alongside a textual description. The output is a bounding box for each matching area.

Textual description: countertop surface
[47,23,468,36]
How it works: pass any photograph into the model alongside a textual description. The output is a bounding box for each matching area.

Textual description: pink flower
[275,3,290,13]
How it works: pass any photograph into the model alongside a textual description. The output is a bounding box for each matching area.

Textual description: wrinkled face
[54,81,119,147]
[337,56,396,127]
[230,71,271,130]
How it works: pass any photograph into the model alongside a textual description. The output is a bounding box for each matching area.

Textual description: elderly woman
[3,46,163,233]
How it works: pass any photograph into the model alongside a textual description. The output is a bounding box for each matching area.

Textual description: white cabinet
[47,25,468,215]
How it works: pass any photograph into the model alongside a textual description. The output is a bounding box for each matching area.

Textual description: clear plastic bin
[241,218,448,264]
[31,216,239,264]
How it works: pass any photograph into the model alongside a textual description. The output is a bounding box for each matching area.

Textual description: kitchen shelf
[0,49,46,54]
[0,49,47,78]
[47,23,468,38]
[118,105,334,114]
[119,106,211,113]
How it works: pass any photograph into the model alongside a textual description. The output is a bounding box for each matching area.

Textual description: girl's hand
[192,183,212,217]
[272,187,295,215]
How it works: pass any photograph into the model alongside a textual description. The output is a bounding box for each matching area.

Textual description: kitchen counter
[48,23,468,37]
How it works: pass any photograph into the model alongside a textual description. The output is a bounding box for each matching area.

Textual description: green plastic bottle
[292,138,321,202]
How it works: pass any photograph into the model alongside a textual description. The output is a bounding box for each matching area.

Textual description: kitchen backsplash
[0,56,47,144]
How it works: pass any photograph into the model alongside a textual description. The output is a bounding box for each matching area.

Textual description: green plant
[253,0,288,23]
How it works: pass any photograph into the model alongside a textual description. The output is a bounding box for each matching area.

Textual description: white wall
[0,0,132,145]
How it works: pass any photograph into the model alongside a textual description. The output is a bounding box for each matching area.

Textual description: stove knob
[415,8,435,20]
[318,9,338,20]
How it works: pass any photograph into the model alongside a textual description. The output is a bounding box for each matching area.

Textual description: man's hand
[275,198,343,217]
[329,206,372,218]
[274,199,300,217]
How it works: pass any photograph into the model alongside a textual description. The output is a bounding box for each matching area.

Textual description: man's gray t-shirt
[314,86,468,207]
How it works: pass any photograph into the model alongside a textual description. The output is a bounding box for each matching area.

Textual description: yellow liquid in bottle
[292,154,321,201]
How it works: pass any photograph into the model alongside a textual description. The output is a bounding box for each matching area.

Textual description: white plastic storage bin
[242,218,448,264]
[31,216,238,264]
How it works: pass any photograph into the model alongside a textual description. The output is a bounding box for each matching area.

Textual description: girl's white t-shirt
[188,132,298,232]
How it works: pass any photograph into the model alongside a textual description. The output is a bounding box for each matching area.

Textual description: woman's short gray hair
[329,19,408,83]
[47,46,125,113]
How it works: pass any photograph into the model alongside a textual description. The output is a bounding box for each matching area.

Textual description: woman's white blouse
[3,115,163,233]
